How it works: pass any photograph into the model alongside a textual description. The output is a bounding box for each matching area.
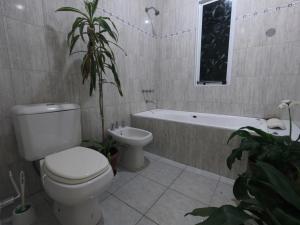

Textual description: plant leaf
[69,35,80,54]
[191,205,252,225]
[241,126,275,142]
[227,129,252,144]
[79,21,86,42]
[185,207,218,217]
[273,208,300,225]
[256,162,300,210]
[108,63,123,96]
[96,17,118,41]
[67,17,85,45]
[233,174,250,200]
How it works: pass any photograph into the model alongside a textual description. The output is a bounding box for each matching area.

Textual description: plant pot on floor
[110,148,120,176]
[12,204,36,225]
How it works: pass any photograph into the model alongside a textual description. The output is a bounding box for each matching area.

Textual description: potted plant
[81,137,119,175]
[186,100,300,225]
[56,0,125,171]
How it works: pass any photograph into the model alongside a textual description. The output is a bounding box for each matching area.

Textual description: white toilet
[108,126,153,171]
[12,103,113,225]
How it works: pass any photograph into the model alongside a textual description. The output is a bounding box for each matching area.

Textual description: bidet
[108,127,153,171]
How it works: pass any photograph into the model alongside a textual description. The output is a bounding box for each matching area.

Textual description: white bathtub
[134,109,300,140]
[132,109,300,178]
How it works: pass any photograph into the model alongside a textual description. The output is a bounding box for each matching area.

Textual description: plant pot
[110,151,120,176]
[12,204,36,225]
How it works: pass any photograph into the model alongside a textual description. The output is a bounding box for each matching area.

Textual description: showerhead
[145,7,160,16]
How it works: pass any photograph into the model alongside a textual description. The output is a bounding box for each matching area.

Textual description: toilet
[108,126,153,171]
[12,103,113,225]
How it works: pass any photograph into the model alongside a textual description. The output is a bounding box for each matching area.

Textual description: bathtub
[134,109,266,131]
[132,109,300,178]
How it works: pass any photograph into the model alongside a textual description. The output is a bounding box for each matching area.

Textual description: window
[195,0,236,86]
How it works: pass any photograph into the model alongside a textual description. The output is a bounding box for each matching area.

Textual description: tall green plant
[56,0,125,141]
[186,100,300,225]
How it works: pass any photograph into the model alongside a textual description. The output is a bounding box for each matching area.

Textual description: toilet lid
[44,147,110,184]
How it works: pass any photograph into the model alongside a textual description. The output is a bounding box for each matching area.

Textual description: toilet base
[120,145,145,171]
[54,198,102,225]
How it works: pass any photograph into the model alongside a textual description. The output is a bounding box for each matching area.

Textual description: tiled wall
[0,0,158,198]
[156,0,300,123]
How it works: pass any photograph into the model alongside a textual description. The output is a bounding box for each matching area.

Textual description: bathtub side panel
[131,115,247,179]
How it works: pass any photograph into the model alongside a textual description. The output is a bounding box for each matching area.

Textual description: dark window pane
[199,0,232,83]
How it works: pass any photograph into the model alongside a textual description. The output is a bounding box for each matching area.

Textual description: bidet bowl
[108,126,153,171]
[108,126,153,146]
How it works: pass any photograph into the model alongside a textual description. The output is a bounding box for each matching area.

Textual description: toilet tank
[12,103,82,161]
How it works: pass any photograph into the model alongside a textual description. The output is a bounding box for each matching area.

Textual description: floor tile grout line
[168,187,210,207]
[111,172,172,215]
[183,166,221,182]
[145,153,189,170]
[111,193,146,218]
[134,215,160,225]
[137,158,187,187]
[108,170,139,194]
[138,172,173,188]
[208,176,222,206]
[141,167,186,222]
[167,167,221,207]
[133,216,146,225]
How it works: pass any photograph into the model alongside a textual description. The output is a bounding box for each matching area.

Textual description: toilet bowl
[108,127,153,171]
[40,147,113,225]
[11,103,113,225]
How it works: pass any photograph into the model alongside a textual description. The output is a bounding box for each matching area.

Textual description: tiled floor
[1,152,235,225]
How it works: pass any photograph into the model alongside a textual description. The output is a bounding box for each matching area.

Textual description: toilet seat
[44,147,110,185]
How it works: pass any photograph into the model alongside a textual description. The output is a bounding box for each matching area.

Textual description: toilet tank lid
[12,103,80,115]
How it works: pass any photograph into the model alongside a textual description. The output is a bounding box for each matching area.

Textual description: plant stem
[289,107,292,141]
[99,75,105,142]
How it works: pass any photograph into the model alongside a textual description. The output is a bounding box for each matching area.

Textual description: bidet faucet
[115,121,119,129]
[111,123,115,130]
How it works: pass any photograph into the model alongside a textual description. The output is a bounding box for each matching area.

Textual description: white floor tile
[220,176,235,185]
[139,160,183,186]
[185,166,220,181]
[144,151,162,161]
[108,168,138,193]
[170,170,219,204]
[136,217,159,225]
[100,195,142,225]
[114,175,166,213]
[210,181,236,207]
[146,189,205,225]
[158,157,187,169]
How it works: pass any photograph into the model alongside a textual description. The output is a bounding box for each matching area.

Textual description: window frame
[194,0,237,87]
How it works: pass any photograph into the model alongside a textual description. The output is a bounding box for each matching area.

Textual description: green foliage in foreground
[186,126,300,225]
